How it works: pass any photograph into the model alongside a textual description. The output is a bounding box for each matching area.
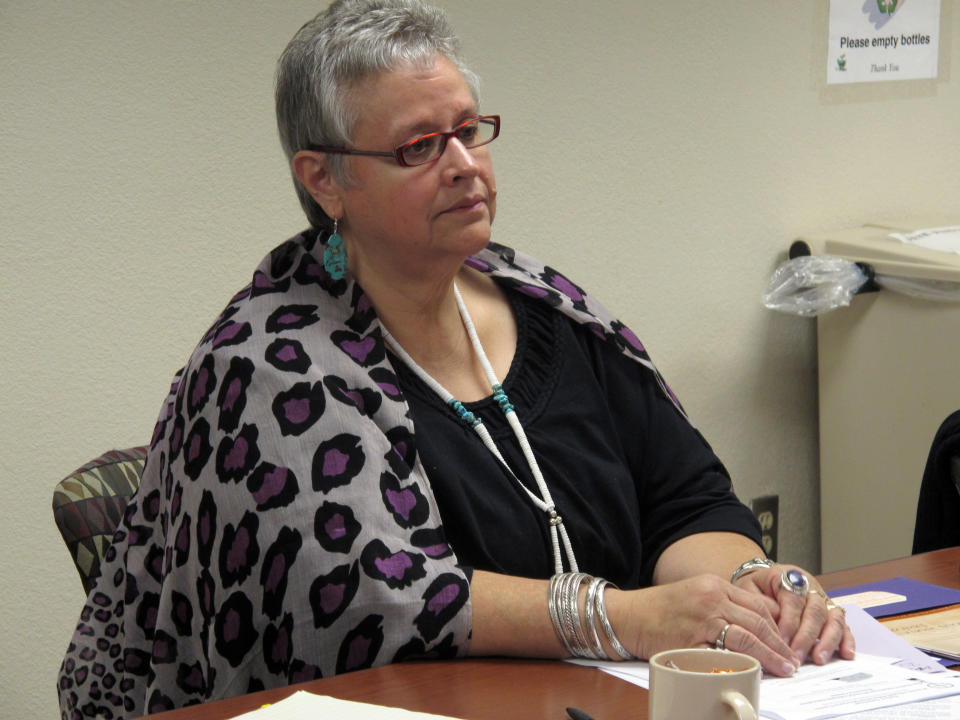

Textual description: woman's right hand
[606,574,799,677]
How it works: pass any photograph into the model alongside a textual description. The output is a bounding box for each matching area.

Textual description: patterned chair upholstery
[53,446,148,594]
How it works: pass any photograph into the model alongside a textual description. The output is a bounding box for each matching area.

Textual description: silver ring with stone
[780,568,809,596]
[715,623,731,650]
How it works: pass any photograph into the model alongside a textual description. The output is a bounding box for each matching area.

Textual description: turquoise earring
[323,218,346,280]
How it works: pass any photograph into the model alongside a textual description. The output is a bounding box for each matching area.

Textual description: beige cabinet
[797,223,960,572]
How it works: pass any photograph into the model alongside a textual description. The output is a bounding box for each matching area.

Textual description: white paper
[840,695,960,719]
[889,227,960,255]
[229,690,464,720]
[760,654,960,720]
[840,605,943,674]
[827,0,941,84]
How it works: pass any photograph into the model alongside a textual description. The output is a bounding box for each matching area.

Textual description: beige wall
[1,2,957,717]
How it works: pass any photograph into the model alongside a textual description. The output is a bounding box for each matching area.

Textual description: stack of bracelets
[548,572,635,660]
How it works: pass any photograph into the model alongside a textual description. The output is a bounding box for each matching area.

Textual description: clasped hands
[730,562,855,673]
[608,562,856,677]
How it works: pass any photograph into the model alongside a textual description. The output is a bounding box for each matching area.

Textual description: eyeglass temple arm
[309,146,396,159]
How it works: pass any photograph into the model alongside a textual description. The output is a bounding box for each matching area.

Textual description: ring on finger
[825,599,846,617]
[812,587,846,617]
[715,623,732,650]
[780,568,809,596]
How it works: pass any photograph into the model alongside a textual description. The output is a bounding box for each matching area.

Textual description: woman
[58,1,853,717]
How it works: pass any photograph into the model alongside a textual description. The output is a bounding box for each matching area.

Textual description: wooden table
[141,547,960,720]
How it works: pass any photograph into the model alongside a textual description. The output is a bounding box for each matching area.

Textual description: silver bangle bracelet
[557,573,577,654]
[555,572,588,659]
[594,579,635,660]
[584,576,608,660]
[730,557,775,584]
[563,573,594,659]
[548,572,634,661]
[547,574,576,657]
[553,573,583,657]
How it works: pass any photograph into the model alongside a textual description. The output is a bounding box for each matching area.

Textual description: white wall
[1,2,957,717]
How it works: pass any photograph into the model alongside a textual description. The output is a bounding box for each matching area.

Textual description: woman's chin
[461,230,493,259]
[433,222,492,261]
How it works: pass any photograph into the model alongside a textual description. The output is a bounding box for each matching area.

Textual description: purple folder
[827,576,960,618]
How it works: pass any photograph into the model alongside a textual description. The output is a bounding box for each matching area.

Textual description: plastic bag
[762,256,869,317]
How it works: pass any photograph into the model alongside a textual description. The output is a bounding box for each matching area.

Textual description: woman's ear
[292,150,344,220]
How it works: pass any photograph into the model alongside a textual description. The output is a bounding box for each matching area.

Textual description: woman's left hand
[734,564,856,666]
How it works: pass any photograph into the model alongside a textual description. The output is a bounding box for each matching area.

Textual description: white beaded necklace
[381,284,579,575]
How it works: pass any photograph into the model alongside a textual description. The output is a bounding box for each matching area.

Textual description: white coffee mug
[648,648,761,720]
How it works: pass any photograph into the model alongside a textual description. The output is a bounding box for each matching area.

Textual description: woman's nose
[439,137,480,181]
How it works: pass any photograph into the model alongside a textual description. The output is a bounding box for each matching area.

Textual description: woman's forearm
[652,531,766,586]
[467,570,566,657]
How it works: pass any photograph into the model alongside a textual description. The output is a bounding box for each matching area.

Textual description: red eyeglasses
[310,115,500,167]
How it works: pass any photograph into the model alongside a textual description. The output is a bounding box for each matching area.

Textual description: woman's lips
[443,195,485,214]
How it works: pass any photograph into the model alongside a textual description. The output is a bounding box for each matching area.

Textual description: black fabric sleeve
[570,321,762,584]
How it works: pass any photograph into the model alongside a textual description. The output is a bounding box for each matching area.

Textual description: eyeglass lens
[399,117,498,166]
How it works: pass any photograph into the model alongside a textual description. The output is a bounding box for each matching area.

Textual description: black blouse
[389,290,760,588]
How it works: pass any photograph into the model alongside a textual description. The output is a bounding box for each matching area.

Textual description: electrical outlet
[751,495,779,561]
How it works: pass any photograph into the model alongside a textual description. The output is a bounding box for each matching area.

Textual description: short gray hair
[276,0,480,230]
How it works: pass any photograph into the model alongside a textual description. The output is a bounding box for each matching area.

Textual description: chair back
[53,447,148,594]
[913,411,960,554]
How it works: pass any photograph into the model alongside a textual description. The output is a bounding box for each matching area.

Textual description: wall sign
[828,0,941,84]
